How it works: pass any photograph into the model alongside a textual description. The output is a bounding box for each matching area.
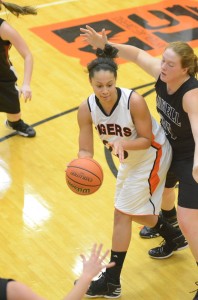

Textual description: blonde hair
[165,41,198,78]
[0,1,37,17]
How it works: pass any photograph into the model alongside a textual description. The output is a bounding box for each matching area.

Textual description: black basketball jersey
[155,76,198,160]
[0,18,17,82]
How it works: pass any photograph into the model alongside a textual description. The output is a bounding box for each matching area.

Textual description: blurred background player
[0,1,37,137]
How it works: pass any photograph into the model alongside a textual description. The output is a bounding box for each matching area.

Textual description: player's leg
[149,158,197,261]
[133,212,187,259]
[177,168,198,300]
[2,82,36,137]
[85,209,130,298]
[178,206,198,300]
[139,187,177,238]
[139,168,180,239]
[178,206,198,260]
[85,210,186,298]
[6,113,36,138]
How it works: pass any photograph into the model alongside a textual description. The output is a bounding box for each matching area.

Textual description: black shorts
[0,278,14,300]
[165,157,198,209]
[0,81,20,114]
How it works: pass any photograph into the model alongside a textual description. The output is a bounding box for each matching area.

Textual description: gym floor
[0,0,197,299]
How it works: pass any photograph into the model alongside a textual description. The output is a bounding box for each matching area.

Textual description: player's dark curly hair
[87,44,119,79]
[0,1,37,17]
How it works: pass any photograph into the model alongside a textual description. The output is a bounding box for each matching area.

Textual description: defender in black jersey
[0,2,37,137]
[0,278,14,300]
[80,26,198,299]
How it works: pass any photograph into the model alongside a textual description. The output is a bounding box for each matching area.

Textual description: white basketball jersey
[88,87,172,215]
[88,87,166,164]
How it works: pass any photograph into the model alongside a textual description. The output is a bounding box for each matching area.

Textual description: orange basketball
[65,157,103,195]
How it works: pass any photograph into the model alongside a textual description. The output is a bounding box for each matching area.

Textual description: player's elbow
[143,137,152,149]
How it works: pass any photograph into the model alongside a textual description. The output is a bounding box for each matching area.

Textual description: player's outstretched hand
[80,25,107,50]
[64,244,115,300]
[80,243,115,280]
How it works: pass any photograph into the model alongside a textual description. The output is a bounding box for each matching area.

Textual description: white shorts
[114,139,172,215]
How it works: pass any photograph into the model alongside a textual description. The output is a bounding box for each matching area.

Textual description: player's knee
[114,209,131,225]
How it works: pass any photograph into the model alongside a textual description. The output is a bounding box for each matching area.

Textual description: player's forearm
[193,143,198,183]
[122,136,151,150]
[63,274,91,300]
[23,53,33,85]
[78,149,93,158]
[110,43,140,62]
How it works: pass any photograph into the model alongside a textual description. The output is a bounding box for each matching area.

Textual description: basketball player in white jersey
[77,45,186,298]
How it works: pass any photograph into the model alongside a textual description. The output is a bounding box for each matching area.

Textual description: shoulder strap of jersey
[0,18,5,26]
[87,97,91,112]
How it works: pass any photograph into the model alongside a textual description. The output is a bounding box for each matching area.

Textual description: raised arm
[77,100,94,158]
[80,25,161,80]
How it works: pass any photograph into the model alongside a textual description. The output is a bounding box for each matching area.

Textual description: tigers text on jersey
[87,87,172,215]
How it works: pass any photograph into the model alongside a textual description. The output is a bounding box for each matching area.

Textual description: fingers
[80,27,88,34]
[19,88,32,101]
[110,142,124,162]
[95,243,103,258]
[86,25,96,33]
[80,244,114,277]
[102,28,108,44]
[100,249,110,262]
[117,148,125,163]
[25,92,32,101]
[22,92,32,101]
[79,25,107,50]
[87,243,109,264]
[80,254,86,263]
[106,261,116,269]
[80,26,94,35]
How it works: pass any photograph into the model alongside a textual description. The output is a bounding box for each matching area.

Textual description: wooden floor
[0,0,198,299]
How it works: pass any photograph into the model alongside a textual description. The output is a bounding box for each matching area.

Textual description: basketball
[65,157,103,195]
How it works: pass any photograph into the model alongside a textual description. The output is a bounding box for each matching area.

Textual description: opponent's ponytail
[95,44,119,59]
[0,1,37,17]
